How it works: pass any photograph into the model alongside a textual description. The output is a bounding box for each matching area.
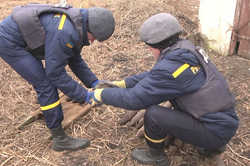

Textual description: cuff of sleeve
[94,88,104,102]
[91,79,99,88]
[112,80,126,88]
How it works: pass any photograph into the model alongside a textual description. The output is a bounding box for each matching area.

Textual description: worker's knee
[34,79,58,106]
[145,105,171,123]
[144,105,158,122]
[34,79,56,94]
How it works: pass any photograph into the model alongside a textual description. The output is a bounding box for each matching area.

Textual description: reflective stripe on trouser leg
[0,44,63,129]
[144,133,166,144]
[41,101,63,129]
[144,106,168,149]
[144,105,226,150]
[144,132,166,149]
[41,100,60,111]
[36,81,63,129]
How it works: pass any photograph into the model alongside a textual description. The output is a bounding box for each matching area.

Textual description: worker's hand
[85,89,104,106]
[95,80,126,89]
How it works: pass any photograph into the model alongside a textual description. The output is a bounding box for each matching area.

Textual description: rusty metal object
[17,93,63,130]
[17,94,93,130]
[17,109,43,130]
[61,103,92,129]
[95,80,119,89]
[127,110,145,127]
[119,101,172,138]
[119,111,137,125]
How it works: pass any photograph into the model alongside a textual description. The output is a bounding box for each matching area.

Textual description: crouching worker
[0,4,115,151]
[88,13,239,165]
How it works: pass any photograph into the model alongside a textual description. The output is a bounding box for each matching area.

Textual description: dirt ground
[0,0,249,166]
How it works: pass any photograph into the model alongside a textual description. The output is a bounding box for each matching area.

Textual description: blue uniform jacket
[101,47,238,141]
[0,9,98,102]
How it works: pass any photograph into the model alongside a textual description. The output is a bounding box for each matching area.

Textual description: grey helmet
[139,13,182,44]
[88,7,115,41]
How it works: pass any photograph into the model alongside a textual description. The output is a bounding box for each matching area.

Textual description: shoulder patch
[190,66,200,74]
[66,42,74,48]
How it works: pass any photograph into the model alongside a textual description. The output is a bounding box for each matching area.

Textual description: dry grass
[0,0,249,166]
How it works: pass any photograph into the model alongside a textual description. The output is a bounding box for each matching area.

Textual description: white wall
[199,0,237,55]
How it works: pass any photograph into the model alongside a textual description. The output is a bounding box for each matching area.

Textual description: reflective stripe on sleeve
[40,100,61,111]
[58,14,66,30]
[172,63,190,78]
[144,133,166,143]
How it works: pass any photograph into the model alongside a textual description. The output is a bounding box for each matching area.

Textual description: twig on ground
[227,144,250,162]
[226,152,247,166]
[27,154,57,166]
[113,155,128,166]
[0,156,14,166]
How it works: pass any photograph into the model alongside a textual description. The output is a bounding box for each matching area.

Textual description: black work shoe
[131,148,169,166]
[50,126,90,151]
[197,145,226,157]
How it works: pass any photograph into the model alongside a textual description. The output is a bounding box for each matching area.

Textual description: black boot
[50,125,90,151]
[131,147,169,166]
[197,145,226,157]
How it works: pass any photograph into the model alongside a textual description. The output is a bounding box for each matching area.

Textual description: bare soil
[0,0,249,166]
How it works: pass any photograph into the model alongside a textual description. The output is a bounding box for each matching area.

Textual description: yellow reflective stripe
[40,100,60,111]
[94,88,104,102]
[144,133,166,143]
[66,43,73,48]
[112,80,126,88]
[58,14,66,30]
[172,63,190,78]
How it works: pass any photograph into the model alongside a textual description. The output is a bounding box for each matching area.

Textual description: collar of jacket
[156,39,200,66]
[81,9,90,46]
[158,40,182,60]
[156,45,172,62]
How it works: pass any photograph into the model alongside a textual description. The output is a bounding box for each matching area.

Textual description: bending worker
[0,4,115,151]
[90,13,239,165]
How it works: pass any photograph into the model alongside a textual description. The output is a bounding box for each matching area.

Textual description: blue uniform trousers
[0,36,63,129]
[144,105,226,150]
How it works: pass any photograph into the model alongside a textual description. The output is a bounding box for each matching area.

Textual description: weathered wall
[199,0,237,55]
[229,0,250,59]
